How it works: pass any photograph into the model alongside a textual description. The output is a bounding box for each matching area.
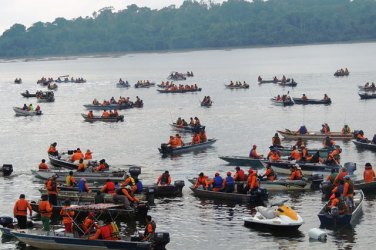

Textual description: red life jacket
[100,225,112,240]
[105,182,115,194]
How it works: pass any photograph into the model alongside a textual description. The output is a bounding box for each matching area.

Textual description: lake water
[0,42,375,250]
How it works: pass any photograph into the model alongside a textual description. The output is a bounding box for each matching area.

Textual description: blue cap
[345,175,350,180]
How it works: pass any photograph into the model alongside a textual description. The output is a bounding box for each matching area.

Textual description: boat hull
[292,98,331,105]
[359,93,376,99]
[218,156,265,168]
[267,161,342,176]
[169,123,205,133]
[81,114,124,122]
[352,140,376,151]
[83,103,134,110]
[13,107,42,116]
[271,98,294,106]
[158,139,216,155]
[157,88,202,93]
[277,130,353,140]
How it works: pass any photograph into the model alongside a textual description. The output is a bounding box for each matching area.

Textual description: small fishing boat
[267,161,356,176]
[83,103,134,110]
[0,217,42,237]
[31,169,126,183]
[358,85,376,92]
[292,98,331,105]
[278,80,297,87]
[167,72,186,81]
[134,82,155,88]
[334,71,349,77]
[21,91,37,98]
[47,83,58,90]
[13,107,42,116]
[0,164,13,177]
[218,156,266,169]
[271,97,294,106]
[48,152,105,170]
[190,186,268,204]
[359,92,376,99]
[14,78,22,84]
[81,114,124,122]
[323,179,376,196]
[224,84,249,89]
[116,81,130,88]
[352,140,376,151]
[157,88,202,93]
[277,129,354,140]
[201,100,212,107]
[243,201,304,231]
[158,139,216,155]
[258,78,291,84]
[15,203,169,250]
[276,146,331,158]
[318,190,363,227]
[169,123,205,133]
[37,91,55,102]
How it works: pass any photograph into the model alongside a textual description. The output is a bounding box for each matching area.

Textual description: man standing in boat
[13,194,32,229]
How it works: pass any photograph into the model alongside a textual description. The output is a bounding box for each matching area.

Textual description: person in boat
[323,136,336,148]
[267,148,281,161]
[189,117,195,126]
[288,146,301,161]
[175,134,184,147]
[82,212,99,235]
[344,68,349,74]
[309,151,323,163]
[261,164,276,181]
[113,109,119,117]
[65,171,77,187]
[167,135,178,149]
[222,171,235,193]
[249,145,263,159]
[276,95,281,101]
[92,98,99,105]
[356,130,369,143]
[39,194,53,231]
[176,117,183,126]
[258,76,262,82]
[35,105,41,112]
[142,215,156,241]
[321,124,329,134]
[272,133,282,147]
[364,163,375,183]
[192,132,201,144]
[119,78,124,84]
[297,125,308,135]
[77,159,86,172]
[343,175,354,213]
[365,82,370,87]
[300,145,312,162]
[101,179,116,194]
[206,172,223,192]
[324,153,339,166]
[246,169,259,194]
[341,124,351,135]
[289,164,302,180]
[71,148,84,162]
[301,94,308,101]
[194,172,209,189]
[282,75,286,83]
[28,103,34,111]
[323,94,330,100]
[39,159,49,170]
[157,171,171,186]
[94,191,105,204]
[95,159,107,172]
[115,185,140,204]
[199,130,207,143]
[294,137,305,148]
[21,103,28,110]
[84,149,92,160]
[372,82,376,88]
[78,178,91,193]
[182,119,188,126]
[102,110,110,118]
[121,173,137,194]
[48,142,58,156]
[13,194,32,229]
[45,175,59,205]
[234,166,245,193]
[194,117,201,127]
[372,134,376,144]
[326,168,338,185]
[60,200,74,233]
[326,192,346,215]
[273,76,278,82]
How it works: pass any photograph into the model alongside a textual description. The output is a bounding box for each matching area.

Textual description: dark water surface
[0,43,375,249]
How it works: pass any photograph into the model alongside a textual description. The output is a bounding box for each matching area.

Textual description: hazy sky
[0,0,225,35]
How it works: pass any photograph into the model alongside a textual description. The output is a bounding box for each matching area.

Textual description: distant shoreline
[1,39,375,63]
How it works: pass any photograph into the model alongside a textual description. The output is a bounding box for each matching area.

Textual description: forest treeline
[1,0,376,58]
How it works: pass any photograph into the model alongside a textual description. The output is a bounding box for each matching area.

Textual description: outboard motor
[174,180,185,188]
[0,217,13,228]
[152,232,170,250]
[344,162,357,175]
[330,207,339,217]
[67,150,74,155]
[2,164,13,177]
[129,166,141,179]
[309,174,324,190]
[143,186,155,206]
[160,144,169,156]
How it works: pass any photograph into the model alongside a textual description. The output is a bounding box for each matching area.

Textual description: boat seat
[256,206,277,219]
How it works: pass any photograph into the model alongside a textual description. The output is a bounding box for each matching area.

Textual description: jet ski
[243,200,304,231]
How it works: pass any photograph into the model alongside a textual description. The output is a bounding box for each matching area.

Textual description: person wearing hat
[234,167,245,193]
[343,175,354,213]
[60,200,74,233]
[272,133,282,147]
[78,178,91,193]
[261,164,276,181]
[157,171,171,186]
[121,173,137,194]
[249,145,263,159]
[223,172,235,193]
[84,149,92,160]
[206,172,223,192]
[100,179,116,194]
[246,169,259,193]
[13,194,32,229]
[38,159,49,171]
[66,171,77,187]
[289,164,302,180]
[194,172,208,189]
[267,148,281,161]
[45,175,59,205]
[47,142,58,156]
[363,163,375,183]
[38,194,53,231]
